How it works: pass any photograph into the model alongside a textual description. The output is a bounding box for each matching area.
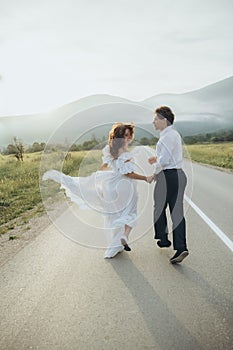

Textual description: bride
[43,122,154,258]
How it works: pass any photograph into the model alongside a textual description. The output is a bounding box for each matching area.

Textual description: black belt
[163,168,182,172]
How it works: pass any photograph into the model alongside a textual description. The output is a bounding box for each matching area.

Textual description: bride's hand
[148,156,157,165]
[146,174,155,184]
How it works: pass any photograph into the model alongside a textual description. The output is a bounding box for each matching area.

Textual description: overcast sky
[0,0,232,116]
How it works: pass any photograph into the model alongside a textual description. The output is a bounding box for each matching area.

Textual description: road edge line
[184,194,233,253]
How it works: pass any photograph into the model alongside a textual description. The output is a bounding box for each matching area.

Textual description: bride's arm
[125,172,155,183]
[99,163,109,170]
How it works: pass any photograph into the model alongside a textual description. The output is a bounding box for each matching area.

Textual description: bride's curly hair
[108,122,135,159]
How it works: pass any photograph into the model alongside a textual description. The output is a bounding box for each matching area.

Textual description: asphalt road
[0,162,233,350]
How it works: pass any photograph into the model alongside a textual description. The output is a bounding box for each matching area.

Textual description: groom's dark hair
[155,106,175,125]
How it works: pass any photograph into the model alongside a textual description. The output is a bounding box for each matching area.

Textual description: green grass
[0,154,42,226]
[0,144,232,233]
[0,150,102,229]
[185,142,233,169]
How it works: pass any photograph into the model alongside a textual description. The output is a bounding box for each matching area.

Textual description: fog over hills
[142,76,233,136]
[0,77,232,148]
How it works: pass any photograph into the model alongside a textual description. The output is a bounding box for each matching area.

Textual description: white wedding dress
[43,145,139,258]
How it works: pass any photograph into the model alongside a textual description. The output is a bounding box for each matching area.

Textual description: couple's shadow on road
[172,263,233,321]
[107,254,204,350]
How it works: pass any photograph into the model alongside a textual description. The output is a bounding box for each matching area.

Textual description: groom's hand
[146,174,156,183]
[148,156,157,164]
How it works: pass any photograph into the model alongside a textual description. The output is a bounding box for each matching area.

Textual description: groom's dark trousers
[154,169,187,250]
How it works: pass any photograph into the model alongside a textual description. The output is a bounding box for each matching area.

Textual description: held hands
[147,156,157,183]
[148,156,157,165]
[146,174,156,184]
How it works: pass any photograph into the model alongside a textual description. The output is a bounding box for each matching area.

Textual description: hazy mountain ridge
[0,77,232,148]
[142,76,233,119]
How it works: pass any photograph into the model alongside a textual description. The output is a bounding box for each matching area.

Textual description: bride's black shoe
[120,236,131,251]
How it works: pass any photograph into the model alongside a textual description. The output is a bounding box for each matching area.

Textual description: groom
[148,106,189,264]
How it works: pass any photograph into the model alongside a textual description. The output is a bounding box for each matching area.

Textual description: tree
[26,142,46,153]
[5,143,17,155]
[13,137,24,161]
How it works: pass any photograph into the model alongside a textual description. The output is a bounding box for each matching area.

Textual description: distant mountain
[142,76,233,132]
[0,77,233,148]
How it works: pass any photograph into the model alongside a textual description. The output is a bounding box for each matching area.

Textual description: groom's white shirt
[154,125,183,174]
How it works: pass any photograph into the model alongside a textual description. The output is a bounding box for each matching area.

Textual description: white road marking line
[184,195,233,253]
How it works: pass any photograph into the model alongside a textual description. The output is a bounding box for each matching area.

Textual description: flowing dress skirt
[43,169,138,255]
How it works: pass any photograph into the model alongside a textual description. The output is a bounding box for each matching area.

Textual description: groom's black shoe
[157,239,171,248]
[170,248,189,264]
